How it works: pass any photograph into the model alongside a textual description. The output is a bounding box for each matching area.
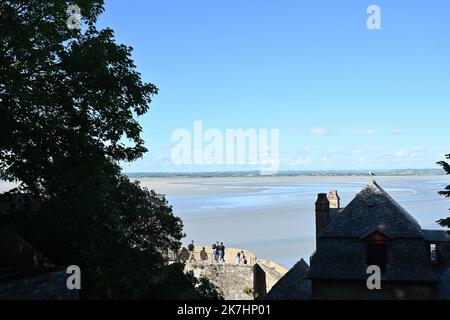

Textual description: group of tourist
[234,251,248,265]
[187,240,226,263]
[186,240,247,265]
[211,241,226,263]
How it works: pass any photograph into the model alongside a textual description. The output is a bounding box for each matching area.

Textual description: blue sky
[97,0,450,172]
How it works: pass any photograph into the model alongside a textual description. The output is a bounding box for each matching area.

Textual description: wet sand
[137,176,450,267]
[1,175,449,268]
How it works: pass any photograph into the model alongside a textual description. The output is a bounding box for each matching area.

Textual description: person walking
[188,240,196,262]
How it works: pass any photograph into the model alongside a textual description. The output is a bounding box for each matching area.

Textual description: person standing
[241,251,247,265]
[221,242,226,263]
[211,242,217,263]
[215,241,220,262]
[200,247,208,263]
[188,240,195,262]
[217,242,224,263]
[235,252,242,265]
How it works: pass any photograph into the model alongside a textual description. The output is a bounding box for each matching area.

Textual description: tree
[437,154,450,228]
[0,0,154,194]
[0,0,220,299]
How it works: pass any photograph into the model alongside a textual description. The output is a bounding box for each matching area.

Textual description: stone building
[267,178,450,300]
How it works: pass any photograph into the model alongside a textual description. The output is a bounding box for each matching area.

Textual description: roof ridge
[320,180,424,238]
[369,180,422,233]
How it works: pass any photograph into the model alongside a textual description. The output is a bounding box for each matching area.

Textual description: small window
[367,243,387,272]
[430,244,438,265]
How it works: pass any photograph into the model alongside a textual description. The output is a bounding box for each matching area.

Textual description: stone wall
[253,264,267,299]
[312,280,435,300]
[185,259,287,300]
[437,242,450,270]
[0,227,78,300]
[0,271,79,300]
[312,237,437,281]
[256,260,288,293]
[185,264,256,300]
[183,246,288,300]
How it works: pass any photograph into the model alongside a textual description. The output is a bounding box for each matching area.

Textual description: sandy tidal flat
[1,176,449,268]
[136,176,450,268]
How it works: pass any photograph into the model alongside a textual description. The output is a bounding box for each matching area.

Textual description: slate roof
[307,180,440,284]
[329,208,344,222]
[320,180,424,238]
[264,259,311,300]
[423,230,450,243]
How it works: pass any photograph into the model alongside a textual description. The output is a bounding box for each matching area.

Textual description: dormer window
[362,230,392,273]
[367,243,388,272]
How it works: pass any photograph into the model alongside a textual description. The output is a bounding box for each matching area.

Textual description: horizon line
[124,168,444,176]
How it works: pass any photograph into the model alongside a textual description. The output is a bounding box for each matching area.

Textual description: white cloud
[161,143,175,149]
[377,148,391,156]
[350,148,365,154]
[353,129,376,136]
[156,154,171,162]
[285,157,313,166]
[309,128,330,136]
[325,149,341,154]
[389,129,401,135]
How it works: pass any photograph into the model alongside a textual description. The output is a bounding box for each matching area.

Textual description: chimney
[315,193,330,236]
[327,190,340,209]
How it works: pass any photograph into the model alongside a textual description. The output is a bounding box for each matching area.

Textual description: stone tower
[315,193,330,237]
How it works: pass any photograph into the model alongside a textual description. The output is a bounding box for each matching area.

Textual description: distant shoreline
[125,169,444,179]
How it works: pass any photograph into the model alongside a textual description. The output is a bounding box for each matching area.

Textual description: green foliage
[194,275,224,300]
[0,0,221,299]
[0,0,156,191]
[437,154,450,228]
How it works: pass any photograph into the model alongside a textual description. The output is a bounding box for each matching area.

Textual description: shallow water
[142,176,450,268]
[1,176,449,269]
